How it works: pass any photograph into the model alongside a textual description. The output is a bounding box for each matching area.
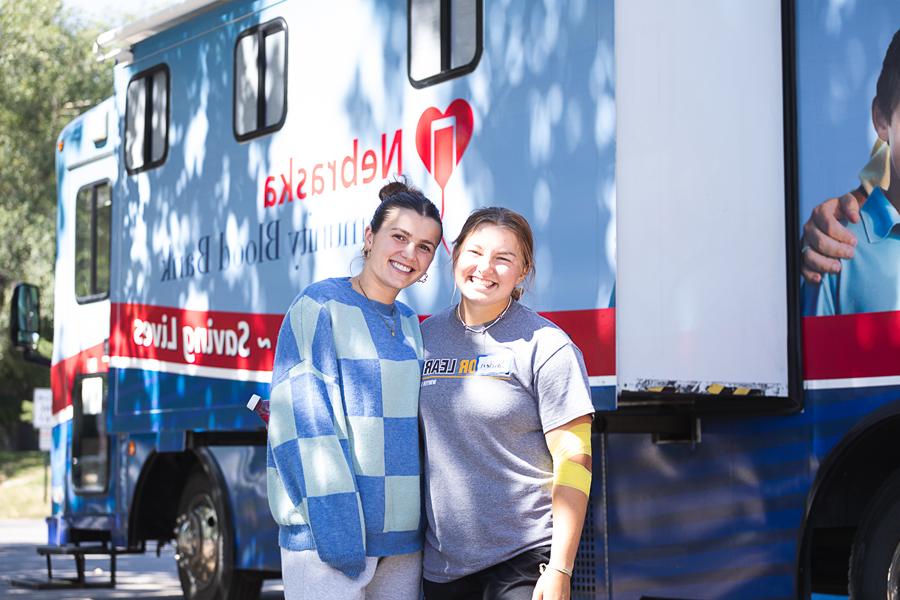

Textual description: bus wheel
[174,468,261,600]
[849,469,900,599]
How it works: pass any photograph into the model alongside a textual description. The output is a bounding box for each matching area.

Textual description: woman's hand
[801,189,864,283]
[532,567,570,600]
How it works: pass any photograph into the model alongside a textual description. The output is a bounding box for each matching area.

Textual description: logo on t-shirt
[423,358,458,375]
[422,352,513,380]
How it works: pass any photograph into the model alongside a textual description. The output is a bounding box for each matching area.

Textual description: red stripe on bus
[110,303,283,372]
[421,307,616,377]
[540,308,616,378]
[803,311,900,380]
[111,303,616,378]
[50,342,107,414]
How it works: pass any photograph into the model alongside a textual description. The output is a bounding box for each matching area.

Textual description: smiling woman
[266,180,443,600]
[451,207,535,326]
[419,207,595,600]
[354,181,442,304]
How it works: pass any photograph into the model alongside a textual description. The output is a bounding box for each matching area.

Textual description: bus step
[8,543,120,589]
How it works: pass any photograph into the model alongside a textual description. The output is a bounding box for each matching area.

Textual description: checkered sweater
[266,278,424,577]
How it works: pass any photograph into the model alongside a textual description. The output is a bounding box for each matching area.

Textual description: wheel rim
[174,493,220,592]
[888,539,900,600]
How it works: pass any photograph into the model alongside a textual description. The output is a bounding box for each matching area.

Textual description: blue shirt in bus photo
[804,186,900,316]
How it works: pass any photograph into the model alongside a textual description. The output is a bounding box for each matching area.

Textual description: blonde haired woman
[420,207,594,600]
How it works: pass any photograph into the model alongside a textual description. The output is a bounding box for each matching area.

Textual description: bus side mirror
[10,283,44,357]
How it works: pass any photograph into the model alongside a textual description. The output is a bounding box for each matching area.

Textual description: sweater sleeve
[268,294,367,578]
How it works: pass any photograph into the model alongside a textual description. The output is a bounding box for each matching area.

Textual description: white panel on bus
[615,0,788,397]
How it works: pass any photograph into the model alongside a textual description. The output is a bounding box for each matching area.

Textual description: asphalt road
[0,520,851,600]
[0,519,284,599]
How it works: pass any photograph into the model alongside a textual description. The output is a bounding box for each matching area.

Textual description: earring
[362,246,370,259]
[418,273,429,283]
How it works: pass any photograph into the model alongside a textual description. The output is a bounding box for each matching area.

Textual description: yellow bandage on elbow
[547,423,592,495]
[555,460,592,496]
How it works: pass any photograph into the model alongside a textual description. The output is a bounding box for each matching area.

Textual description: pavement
[0,520,850,600]
[0,519,284,599]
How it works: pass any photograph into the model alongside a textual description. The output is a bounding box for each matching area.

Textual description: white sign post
[32,387,52,501]
[32,388,53,430]
[38,428,52,452]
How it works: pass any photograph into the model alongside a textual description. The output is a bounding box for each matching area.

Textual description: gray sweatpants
[281,548,422,600]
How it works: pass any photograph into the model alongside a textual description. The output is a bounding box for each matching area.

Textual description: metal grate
[572,432,609,600]
[572,499,597,597]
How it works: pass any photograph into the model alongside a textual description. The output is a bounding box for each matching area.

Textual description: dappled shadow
[97,0,616,323]
[46,0,622,431]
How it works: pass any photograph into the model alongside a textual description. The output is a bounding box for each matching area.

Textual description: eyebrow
[466,242,518,258]
[392,227,437,249]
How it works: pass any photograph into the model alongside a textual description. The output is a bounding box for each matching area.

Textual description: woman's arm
[533,414,593,600]
[268,295,367,578]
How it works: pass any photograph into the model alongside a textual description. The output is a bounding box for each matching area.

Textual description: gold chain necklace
[355,277,396,337]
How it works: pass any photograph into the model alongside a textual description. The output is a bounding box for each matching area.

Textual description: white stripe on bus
[108,356,273,384]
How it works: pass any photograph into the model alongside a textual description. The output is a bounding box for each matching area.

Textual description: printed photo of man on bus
[803,28,900,316]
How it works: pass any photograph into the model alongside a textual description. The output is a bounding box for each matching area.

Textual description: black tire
[174,467,262,600]
[849,469,900,599]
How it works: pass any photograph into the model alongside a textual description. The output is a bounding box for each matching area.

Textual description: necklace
[355,277,396,336]
[457,297,513,335]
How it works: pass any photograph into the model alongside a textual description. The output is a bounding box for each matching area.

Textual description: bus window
[234,19,288,141]
[74,181,111,303]
[124,64,169,173]
[409,0,482,88]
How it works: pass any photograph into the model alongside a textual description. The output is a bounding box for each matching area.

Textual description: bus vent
[572,498,597,597]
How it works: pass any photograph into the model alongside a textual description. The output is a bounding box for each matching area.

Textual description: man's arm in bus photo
[800,141,887,284]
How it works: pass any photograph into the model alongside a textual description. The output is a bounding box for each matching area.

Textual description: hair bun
[379,176,421,202]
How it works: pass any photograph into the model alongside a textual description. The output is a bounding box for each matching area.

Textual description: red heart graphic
[415,99,474,190]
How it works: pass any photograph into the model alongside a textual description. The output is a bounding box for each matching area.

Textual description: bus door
[56,104,117,526]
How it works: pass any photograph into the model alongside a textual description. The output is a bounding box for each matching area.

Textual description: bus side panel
[604,414,811,599]
[110,0,618,390]
[109,370,269,434]
[603,0,900,596]
[603,387,900,599]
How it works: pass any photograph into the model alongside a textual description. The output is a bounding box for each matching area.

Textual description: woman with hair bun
[419,207,595,600]
[267,180,443,600]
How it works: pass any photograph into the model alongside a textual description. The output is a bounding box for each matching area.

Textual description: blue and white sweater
[266,277,424,577]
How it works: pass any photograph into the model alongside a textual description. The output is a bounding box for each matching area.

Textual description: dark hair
[876,28,900,119]
[370,178,442,236]
[451,207,535,301]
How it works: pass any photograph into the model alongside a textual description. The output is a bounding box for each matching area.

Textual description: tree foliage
[0,0,112,429]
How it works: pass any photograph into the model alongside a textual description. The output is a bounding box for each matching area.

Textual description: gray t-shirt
[419,301,595,582]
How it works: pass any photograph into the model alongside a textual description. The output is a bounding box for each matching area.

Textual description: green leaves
[0,0,113,415]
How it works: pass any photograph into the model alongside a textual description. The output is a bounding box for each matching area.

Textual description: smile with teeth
[390,260,413,274]
[468,274,497,289]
